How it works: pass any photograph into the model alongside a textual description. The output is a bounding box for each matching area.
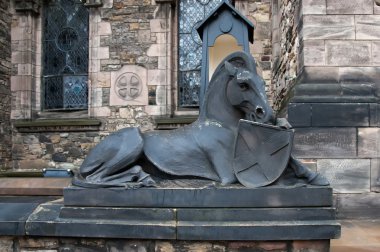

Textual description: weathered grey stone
[18,237,59,249]
[293,128,357,158]
[358,128,380,158]
[326,0,373,14]
[326,41,371,66]
[255,22,271,40]
[334,193,380,219]
[52,153,67,162]
[371,159,380,192]
[64,185,333,208]
[372,42,380,64]
[298,66,340,83]
[302,15,355,40]
[292,240,330,252]
[288,103,312,127]
[356,15,380,40]
[302,0,326,14]
[106,240,153,252]
[23,135,39,144]
[317,159,371,193]
[0,238,13,252]
[370,103,380,126]
[303,40,325,66]
[38,135,51,143]
[155,241,175,252]
[376,1,380,14]
[312,103,369,127]
[338,67,380,84]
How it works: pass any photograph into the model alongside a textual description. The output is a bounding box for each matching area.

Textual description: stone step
[25,202,341,240]
[64,184,333,208]
[59,206,336,222]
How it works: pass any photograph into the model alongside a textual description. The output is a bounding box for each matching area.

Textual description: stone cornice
[14,0,41,14]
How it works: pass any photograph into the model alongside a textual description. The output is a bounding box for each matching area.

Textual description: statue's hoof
[308,173,330,186]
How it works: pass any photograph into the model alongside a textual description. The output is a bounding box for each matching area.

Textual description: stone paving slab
[331,219,380,252]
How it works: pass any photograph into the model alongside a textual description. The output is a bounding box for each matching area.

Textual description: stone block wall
[0,236,330,252]
[236,0,273,102]
[0,1,12,169]
[271,0,301,109]
[7,0,273,171]
[9,0,167,170]
[272,0,380,219]
[89,0,173,118]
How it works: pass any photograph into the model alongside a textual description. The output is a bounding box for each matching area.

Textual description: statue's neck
[199,81,243,129]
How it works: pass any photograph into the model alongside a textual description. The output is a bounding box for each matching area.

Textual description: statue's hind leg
[74,127,155,187]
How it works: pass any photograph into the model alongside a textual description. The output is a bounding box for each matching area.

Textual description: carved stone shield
[233,120,294,188]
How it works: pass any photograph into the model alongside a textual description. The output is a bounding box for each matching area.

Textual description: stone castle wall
[271,0,380,218]
[0,236,329,252]
[6,0,380,217]
[271,0,300,110]
[0,1,12,169]
[9,0,272,171]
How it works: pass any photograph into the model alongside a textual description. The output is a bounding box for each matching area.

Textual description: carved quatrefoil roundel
[115,73,142,100]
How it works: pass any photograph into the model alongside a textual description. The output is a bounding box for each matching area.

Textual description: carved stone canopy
[14,0,41,14]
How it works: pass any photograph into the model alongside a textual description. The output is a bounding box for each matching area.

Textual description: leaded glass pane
[178,0,226,107]
[42,0,89,110]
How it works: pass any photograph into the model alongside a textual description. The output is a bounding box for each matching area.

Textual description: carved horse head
[200,51,275,126]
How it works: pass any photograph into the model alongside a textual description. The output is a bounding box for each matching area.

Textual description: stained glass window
[178,0,228,107]
[42,0,89,110]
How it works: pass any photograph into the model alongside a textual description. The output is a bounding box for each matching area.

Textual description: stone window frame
[10,0,97,120]
[41,0,90,111]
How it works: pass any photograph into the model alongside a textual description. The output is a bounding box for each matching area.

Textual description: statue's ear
[225,61,237,76]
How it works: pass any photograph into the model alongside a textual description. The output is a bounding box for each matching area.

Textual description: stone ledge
[0,196,60,236]
[24,201,340,241]
[154,116,198,129]
[64,184,333,208]
[0,178,71,196]
[14,118,101,133]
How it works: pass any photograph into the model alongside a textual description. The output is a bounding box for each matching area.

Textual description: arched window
[178,0,227,107]
[178,0,223,107]
[42,0,89,110]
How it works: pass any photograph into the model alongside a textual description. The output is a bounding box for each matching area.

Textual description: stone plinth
[0,181,340,252]
[17,182,341,242]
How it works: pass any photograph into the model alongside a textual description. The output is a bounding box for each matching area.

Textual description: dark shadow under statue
[73,51,329,188]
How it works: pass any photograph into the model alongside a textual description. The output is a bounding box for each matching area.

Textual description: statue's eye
[239,83,249,91]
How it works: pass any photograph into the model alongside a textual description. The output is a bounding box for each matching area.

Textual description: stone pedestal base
[24,183,341,242]
[0,182,340,251]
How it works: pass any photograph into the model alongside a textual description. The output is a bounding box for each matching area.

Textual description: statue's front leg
[288,156,329,186]
[275,118,329,186]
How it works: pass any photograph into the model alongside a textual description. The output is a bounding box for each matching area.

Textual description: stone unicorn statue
[74,51,328,188]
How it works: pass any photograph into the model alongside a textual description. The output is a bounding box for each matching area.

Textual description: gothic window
[42,0,89,110]
[178,0,230,107]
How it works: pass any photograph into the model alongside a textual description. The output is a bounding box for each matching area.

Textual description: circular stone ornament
[115,73,142,100]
